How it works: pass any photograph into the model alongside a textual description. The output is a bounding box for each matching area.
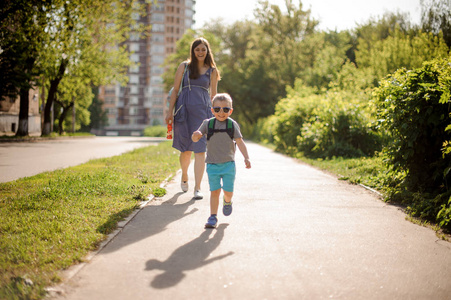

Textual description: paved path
[53,142,451,300]
[0,137,165,183]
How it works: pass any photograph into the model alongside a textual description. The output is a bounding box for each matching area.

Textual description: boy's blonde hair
[212,93,233,107]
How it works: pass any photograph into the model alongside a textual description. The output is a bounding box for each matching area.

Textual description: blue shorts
[206,161,236,192]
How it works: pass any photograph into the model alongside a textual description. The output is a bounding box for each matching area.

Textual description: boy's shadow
[101,192,198,253]
[145,224,233,289]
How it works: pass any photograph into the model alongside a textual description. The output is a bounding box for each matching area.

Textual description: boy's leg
[205,188,221,228]
[223,190,233,203]
[222,162,236,216]
[210,189,221,215]
[205,163,222,228]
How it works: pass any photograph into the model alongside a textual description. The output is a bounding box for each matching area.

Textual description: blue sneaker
[223,198,233,216]
[205,215,218,228]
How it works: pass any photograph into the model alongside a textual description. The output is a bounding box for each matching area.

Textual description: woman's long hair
[188,37,221,80]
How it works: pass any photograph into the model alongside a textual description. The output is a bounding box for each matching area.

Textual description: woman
[165,37,220,199]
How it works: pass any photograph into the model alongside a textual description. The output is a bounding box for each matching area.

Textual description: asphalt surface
[50,142,451,300]
[0,136,165,183]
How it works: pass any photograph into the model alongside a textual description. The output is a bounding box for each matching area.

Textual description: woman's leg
[180,151,192,183]
[194,152,206,191]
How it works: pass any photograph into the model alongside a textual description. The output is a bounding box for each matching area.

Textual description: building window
[152,24,164,32]
[150,45,165,53]
[129,107,139,116]
[129,75,139,84]
[151,13,164,22]
[129,43,140,52]
[151,76,163,85]
[130,54,139,62]
[130,32,140,41]
[129,65,139,73]
[151,55,164,64]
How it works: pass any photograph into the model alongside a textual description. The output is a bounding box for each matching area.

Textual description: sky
[193,0,422,31]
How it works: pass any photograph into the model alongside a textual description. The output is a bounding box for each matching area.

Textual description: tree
[356,29,449,84]
[81,88,108,133]
[0,0,54,136]
[354,12,448,86]
[40,0,142,135]
[300,30,355,90]
[421,0,451,49]
[254,0,318,89]
[53,76,93,134]
[202,0,319,128]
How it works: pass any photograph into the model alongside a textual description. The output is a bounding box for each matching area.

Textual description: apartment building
[99,0,195,136]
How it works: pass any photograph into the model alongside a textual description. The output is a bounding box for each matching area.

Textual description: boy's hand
[244,158,251,169]
[192,130,203,142]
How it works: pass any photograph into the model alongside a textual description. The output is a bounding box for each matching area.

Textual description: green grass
[299,154,387,192]
[143,125,167,137]
[0,141,179,299]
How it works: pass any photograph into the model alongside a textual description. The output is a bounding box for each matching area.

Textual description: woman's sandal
[181,181,188,192]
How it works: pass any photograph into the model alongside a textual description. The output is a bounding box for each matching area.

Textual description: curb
[0,135,95,143]
[358,183,383,197]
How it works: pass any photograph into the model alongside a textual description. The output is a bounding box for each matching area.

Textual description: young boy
[192,93,251,228]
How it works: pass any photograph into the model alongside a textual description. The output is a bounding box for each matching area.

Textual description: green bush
[373,57,451,230]
[252,115,277,145]
[143,125,167,137]
[374,58,451,191]
[269,80,382,158]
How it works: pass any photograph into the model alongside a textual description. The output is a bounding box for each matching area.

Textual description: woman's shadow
[145,224,233,289]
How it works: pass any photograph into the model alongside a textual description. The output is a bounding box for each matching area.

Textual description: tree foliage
[356,28,449,84]
[197,0,320,131]
[421,0,451,48]
[373,58,451,192]
[40,0,144,135]
[373,58,451,228]
[1,0,148,136]
[0,0,56,136]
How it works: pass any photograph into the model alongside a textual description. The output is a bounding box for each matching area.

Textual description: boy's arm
[192,120,208,142]
[235,138,251,169]
[192,130,203,142]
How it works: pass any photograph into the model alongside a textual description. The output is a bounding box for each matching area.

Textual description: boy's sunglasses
[212,107,231,113]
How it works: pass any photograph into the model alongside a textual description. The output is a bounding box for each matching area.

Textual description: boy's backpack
[207,118,234,140]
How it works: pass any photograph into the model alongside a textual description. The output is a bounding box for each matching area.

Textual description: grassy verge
[0,141,179,299]
[299,154,386,192]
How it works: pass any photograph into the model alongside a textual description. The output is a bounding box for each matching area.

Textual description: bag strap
[177,63,188,98]
[207,118,216,141]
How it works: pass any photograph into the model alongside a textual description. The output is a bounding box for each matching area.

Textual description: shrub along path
[54,142,451,300]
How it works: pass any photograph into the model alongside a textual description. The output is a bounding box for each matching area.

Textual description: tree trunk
[16,87,29,136]
[42,58,68,135]
[55,99,74,135]
[72,102,76,133]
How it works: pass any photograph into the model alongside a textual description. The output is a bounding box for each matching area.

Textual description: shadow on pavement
[101,193,198,253]
[144,224,233,289]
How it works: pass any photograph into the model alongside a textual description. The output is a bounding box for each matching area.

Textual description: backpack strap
[206,118,234,140]
[226,118,234,139]
[207,118,216,141]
